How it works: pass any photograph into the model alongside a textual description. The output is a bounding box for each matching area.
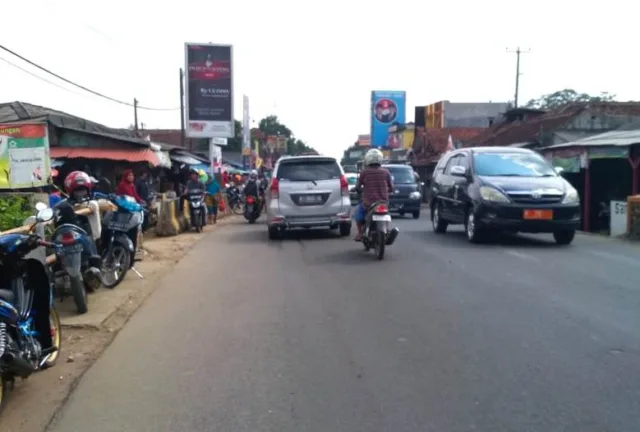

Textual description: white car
[265,155,352,239]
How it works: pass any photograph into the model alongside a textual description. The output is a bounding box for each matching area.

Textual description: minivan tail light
[339,175,349,196]
[374,204,389,214]
[270,178,280,198]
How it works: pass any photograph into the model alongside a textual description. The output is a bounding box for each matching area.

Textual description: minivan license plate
[299,195,322,205]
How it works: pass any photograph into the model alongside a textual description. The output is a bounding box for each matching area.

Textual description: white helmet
[364,149,384,166]
[250,169,258,177]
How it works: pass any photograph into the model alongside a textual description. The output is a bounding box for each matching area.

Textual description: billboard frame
[184,42,234,139]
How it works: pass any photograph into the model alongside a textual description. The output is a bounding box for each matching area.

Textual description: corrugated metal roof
[0,101,149,147]
[545,129,640,150]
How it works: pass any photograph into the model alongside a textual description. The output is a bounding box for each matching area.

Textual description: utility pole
[179,68,186,148]
[506,47,531,108]
[133,98,139,133]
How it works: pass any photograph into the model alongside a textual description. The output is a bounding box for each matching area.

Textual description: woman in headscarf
[115,169,144,204]
[205,173,221,224]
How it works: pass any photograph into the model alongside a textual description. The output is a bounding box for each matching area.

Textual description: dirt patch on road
[0,217,237,432]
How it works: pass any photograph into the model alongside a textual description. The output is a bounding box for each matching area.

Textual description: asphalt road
[48,216,640,432]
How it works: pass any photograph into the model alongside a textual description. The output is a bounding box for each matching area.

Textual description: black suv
[429,147,581,244]
[383,164,423,219]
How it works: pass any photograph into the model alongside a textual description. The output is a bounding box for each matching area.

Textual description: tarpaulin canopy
[49,147,160,166]
[170,154,203,165]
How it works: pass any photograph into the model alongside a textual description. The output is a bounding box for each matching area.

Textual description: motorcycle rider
[184,168,206,224]
[243,170,262,215]
[61,171,103,283]
[353,149,393,241]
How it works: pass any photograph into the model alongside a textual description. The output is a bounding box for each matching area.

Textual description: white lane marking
[504,249,538,261]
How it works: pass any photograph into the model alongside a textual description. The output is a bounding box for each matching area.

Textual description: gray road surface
[47,217,640,432]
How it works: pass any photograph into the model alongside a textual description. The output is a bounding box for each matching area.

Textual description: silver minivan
[265,155,352,239]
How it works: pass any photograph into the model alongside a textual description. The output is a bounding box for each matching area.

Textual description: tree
[525,89,616,110]
[257,115,316,155]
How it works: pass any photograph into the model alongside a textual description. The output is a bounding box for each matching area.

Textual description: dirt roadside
[0,216,238,432]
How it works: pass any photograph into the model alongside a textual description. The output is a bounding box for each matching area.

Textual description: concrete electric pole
[506,47,531,108]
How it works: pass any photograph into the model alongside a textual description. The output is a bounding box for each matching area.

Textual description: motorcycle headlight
[409,191,421,200]
[479,186,510,203]
[562,187,579,204]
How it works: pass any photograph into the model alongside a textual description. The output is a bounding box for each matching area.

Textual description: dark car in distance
[384,164,423,219]
[429,147,581,244]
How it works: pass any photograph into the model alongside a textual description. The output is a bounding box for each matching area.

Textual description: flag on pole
[446,134,455,152]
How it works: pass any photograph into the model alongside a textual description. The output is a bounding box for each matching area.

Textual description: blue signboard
[370,91,406,148]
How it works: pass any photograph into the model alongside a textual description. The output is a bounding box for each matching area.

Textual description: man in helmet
[243,169,261,199]
[353,148,393,241]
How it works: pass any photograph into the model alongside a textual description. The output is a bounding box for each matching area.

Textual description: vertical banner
[0,123,50,188]
[242,95,250,169]
[185,43,234,138]
[370,91,406,148]
[209,142,223,174]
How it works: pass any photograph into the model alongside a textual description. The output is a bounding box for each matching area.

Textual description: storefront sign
[0,123,50,188]
[589,147,628,160]
[185,43,234,138]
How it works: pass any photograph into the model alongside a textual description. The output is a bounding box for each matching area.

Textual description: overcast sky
[1,0,637,159]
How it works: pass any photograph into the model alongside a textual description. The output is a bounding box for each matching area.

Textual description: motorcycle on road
[186,190,206,232]
[361,202,399,260]
[244,195,261,224]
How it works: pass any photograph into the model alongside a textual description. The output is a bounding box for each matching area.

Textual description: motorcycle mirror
[36,207,54,223]
[34,201,47,212]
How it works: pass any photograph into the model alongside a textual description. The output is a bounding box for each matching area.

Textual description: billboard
[185,43,234,138]
[370,91,406,147]
[0,123,50,188]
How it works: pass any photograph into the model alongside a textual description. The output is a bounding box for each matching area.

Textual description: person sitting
[116,169,145,204]
[353,149,393,241]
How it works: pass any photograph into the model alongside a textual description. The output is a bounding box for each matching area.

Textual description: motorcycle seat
[0,289,16,304]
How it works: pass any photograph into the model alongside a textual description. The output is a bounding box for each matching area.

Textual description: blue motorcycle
[94,193,144,289]
[0,205,62,413]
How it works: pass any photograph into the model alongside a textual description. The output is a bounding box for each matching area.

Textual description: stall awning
[170,154,203,165]
[50,147,160,166]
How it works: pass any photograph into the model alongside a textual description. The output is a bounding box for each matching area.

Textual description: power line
[0,44,179,111]
[0,56,85,97]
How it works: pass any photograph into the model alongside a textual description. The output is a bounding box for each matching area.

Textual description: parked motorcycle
[51,199,103,314]
[0,205,62,413]
[244,195,261,224]
[95,193,144,289]
[186,190,205,232]
[225,183,244,215]
[361,202,400,260]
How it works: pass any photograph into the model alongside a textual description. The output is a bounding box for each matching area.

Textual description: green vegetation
[525,89,616,110]
[0,194,34,232]
[258,115,316,155]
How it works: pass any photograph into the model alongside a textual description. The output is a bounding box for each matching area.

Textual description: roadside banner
[370,91,406,148]
[0,123,50,188]
[242,95,250,168]
[185,43,234,138]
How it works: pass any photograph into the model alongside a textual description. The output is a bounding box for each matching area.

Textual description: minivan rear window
[386,167,415,184]
[277,159,342,182]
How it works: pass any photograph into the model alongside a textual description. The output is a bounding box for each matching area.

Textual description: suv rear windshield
[386,166,415,184]
[277,159,342,182]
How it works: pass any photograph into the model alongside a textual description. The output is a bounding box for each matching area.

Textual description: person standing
[205,174,221,224]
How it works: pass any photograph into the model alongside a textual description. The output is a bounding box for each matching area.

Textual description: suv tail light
[339,175,349,196]
[374,203,389,214]
[270,178,280,199]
